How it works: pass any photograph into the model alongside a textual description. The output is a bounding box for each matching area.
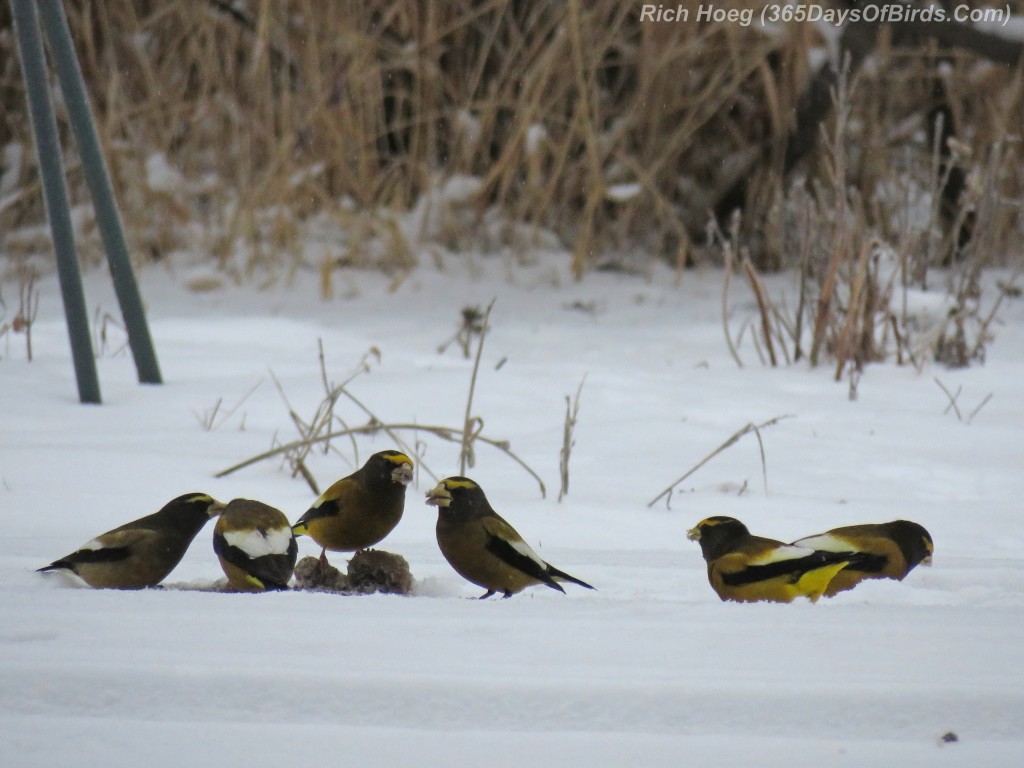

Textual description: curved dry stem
[646,414,793,509]
[216,421,546,498]
[461,299,496,474]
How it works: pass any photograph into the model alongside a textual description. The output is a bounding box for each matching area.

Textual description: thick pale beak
[207,500,227,517]
[686,526,701,542]
[392,462,414,486]
[921,538,934,567]
[424,483,451,508]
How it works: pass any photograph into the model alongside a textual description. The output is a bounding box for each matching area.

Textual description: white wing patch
[81,538,105,552]
[790,534,851,553]
[748,543,818,566]
[508,537,547,569]
[223,527,292,559]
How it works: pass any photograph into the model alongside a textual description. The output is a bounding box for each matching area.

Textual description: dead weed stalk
[216,328,547,498]
[558,375,586,503]
[647,414,793,510]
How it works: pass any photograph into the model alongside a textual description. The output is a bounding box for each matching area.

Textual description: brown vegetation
[1,2,1022,342]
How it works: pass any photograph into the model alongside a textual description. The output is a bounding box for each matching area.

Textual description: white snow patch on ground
[2,256,1024,766]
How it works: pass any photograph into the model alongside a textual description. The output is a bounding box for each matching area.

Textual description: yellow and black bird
[37,493,225,589]
[687,516,859,603]
[213,499,297,592]
[790,520,933,597]
[425,476,595,599]
[292,450,414,568]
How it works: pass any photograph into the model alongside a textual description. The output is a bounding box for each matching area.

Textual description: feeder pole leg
[38,0,163,384]
[10,0,101,404]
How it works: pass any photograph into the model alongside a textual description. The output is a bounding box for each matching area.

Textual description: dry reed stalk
[558,375,586,503]
[792,198,814,362]
[646,414,793,509]
[809,63,856,368]
[1,1,1021,282]
[831,238,876,381]
[741,251,778,367]
[459,299,495,475]
[216,419,546,498]
[710,214,745,369]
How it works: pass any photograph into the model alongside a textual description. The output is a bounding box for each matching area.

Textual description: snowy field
[2,255,1023,766]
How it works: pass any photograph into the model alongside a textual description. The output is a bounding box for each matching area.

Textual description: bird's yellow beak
[392,462,414,486]
[424,483,451,508]
[686,526,701,542]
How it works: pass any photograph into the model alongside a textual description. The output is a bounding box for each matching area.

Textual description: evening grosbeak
[791,520,933,597]
[687,516,858,603]
[292,450,414,569]
[214,498,297,591]
[38,493,224,589]
[425,476,594,599]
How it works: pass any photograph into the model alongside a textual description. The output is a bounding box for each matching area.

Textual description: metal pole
[10,0,101,404]
[38,0,163,385]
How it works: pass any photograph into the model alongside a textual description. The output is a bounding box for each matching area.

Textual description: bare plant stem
[437,306,485,358]
[933,377,963,420]
[969,282,1011,362]
[646,415,793,509]
[15,269,39,362]
[265,343,387,494]
[246,336,551,498]
[337,388,440,483]
[558,375,586,503]
[194,398,222,432]
[811,59,853,368]
[967,393,993,424]
[716,218,743,369]
[793,201,813,362]
[216,421,546,497]
[741,251,777,366]
[195,379,263,432]
[460,299,496,475]
[832,238,875,381]
[566,0,604,278]
[809,239,841,367]
[268,369,319,492]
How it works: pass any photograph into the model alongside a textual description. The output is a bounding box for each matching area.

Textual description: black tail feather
[546,564,595,591]
[37,561,71,574]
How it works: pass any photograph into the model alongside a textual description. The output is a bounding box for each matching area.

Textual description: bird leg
[478,589,496,599]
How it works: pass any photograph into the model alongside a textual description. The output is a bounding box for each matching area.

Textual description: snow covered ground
[2,255,1023,766]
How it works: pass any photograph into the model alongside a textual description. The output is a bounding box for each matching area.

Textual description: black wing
[482,532,564,593]
[293,500,338,528]
[38,546,132,573]
[720,549,860,587]
[214,532,297,590]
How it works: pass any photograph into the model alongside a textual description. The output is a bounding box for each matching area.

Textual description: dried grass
[1,2,1021,306]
